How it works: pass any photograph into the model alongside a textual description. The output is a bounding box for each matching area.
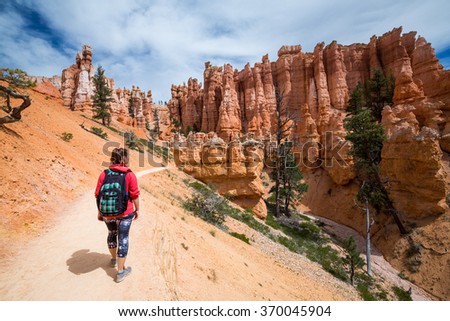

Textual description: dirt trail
[0,166,360,301]
[0,167,172,300]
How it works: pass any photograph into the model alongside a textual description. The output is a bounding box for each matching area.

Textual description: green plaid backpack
[97,169,131,217]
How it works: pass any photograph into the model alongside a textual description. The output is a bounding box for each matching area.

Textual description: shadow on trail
[0,124,23,139]
[66,249,116,280]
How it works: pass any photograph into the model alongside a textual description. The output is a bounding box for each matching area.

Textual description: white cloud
[2,0,450,100]
[0,4,72,76]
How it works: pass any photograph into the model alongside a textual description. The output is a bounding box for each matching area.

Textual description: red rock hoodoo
[60,45,171,132]
[169,27,450,299]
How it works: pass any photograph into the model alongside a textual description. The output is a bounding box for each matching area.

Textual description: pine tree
[366,69,395,122]
[342,236,365,285]
[344,69,407,234]
[92,66,113,126]
[346,82,365,115]
[153,108,160,140]
[344,109,388,213]
[124,131,139,149]
[279,148,308,216]
[146,108,160,141]
[270,89,306,216]
[128,94,134,119]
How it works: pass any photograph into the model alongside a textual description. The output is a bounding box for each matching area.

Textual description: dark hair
[110,148,129,165]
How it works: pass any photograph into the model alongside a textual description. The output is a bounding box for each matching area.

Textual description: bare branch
[353,198,366,212]
[0,84,31,124]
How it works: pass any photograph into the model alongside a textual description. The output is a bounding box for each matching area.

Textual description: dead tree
[0,85,31,124]
[0,69,33,124]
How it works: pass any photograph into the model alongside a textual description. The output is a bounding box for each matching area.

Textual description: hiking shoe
[115,267,132,283]
[110,258,117,268]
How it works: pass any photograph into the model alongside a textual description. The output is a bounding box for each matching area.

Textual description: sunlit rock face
[174,133,267,219]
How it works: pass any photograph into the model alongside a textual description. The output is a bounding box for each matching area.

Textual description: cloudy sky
[1,0,449,101]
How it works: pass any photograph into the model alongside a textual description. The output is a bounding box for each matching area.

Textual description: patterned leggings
[104,212,134,258]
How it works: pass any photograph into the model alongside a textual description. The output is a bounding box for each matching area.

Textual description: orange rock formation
[60,45,168,131]
[169,27,450,299]
[174,132,267,219]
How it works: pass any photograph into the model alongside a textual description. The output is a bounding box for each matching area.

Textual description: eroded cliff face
[169,27,450,217]
[60,45,170,132]
[61,45,96,113]
[173,132,267,219]
[169,27,450,299]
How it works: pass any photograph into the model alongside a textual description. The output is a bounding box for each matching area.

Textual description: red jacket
[95,164,140,218]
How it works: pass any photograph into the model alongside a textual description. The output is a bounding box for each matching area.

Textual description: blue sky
[1,0,449,102]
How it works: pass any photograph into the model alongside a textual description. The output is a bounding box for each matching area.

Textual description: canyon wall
[169,27,450,299]
[168,27,450,222]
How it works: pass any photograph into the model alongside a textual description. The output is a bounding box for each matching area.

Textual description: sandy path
[1,165,363,301]
[0,167,172,300]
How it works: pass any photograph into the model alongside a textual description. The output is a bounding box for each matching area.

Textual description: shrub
[124,131,139,149]
[392,286,412,301]
[91,127,108,139]
[342,236,365,285]
[61,132,73,142]
[183,191,226,227]
[189,181,211,194]
[229,232,250,244]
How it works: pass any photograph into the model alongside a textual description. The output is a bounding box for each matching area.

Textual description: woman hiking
[95,147,140,283]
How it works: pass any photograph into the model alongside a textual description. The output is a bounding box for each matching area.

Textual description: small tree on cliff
[366,69,395,122]
[342,236,365,285]
[344,69,407,234]
[152,107,160,140]
[170,116,182,134]
[278,147,308,216]
[146,107,160,142]
[0,68,35,124]
[270,89,305,217]
[92,65,113,126]
[128,94,134,119]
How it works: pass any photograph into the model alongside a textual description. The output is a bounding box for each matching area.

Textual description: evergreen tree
[128,94,134,119]
[344,70,407,234]
[124,131,139,149]
[269,88,307,216]
[342,236,365,285]
[170,117,181,134]
[278,147,308,216]
[366,69,395,122]
[146,108,160,141]
[346,82,365,115]
[92,66,113,126]
[153,107,160,140]
[344,109,388,213]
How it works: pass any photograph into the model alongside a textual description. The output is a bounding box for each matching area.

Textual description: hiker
[95,147,140,283]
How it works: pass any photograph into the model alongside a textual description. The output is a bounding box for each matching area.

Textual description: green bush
[124,131,139,149]
[189,181,211,194]
[183,191,226,227]
[392,286,412,301]
[61,132,73,142]
[229,232,250,244]
[91,127,108,139]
